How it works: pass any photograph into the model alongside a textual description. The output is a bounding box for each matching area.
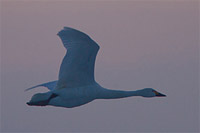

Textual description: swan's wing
[56,27,100,89]
[25,80,58,91]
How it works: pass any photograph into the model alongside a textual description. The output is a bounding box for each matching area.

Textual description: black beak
[156,92,166,97]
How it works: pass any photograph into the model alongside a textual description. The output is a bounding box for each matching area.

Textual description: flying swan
[26,27,166,108]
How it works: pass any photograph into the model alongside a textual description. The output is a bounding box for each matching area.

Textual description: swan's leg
[27,93,58,106]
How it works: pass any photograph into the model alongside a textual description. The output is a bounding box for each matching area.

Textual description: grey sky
[1,1,199,132]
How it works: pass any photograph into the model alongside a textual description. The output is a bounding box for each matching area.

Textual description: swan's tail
[27,92,58,106]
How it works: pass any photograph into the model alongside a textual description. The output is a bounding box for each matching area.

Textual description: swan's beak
[156,92,166,97]
[154,91,166,97]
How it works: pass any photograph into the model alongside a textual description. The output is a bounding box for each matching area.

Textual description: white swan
[26,27,166,108]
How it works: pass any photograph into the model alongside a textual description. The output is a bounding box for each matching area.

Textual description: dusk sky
[1,1,199,132]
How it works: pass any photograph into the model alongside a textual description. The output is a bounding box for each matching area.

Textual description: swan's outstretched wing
[25,80,58,91]
[56,27,100,89]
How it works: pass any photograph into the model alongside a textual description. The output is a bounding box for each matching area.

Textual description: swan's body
[26,27,166,108]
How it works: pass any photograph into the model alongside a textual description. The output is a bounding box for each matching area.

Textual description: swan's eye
[153,90,159,95]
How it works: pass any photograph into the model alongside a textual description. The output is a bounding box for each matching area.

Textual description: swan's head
[139,88,166,98]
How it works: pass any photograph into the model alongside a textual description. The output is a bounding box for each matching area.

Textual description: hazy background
[1,1,199,132]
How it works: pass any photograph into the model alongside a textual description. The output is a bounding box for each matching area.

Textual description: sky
[0,1,199,132]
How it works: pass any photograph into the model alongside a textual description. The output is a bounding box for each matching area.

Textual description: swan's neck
[97,88,140,99]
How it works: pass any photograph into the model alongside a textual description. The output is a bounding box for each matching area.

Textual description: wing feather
[25,81,58,91]
[56,27,100,89]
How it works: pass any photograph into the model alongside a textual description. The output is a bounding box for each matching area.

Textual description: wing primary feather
[56,27,100,89]
[25,80,58,91]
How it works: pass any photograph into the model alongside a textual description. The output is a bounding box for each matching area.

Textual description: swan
[26,27,166,108]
